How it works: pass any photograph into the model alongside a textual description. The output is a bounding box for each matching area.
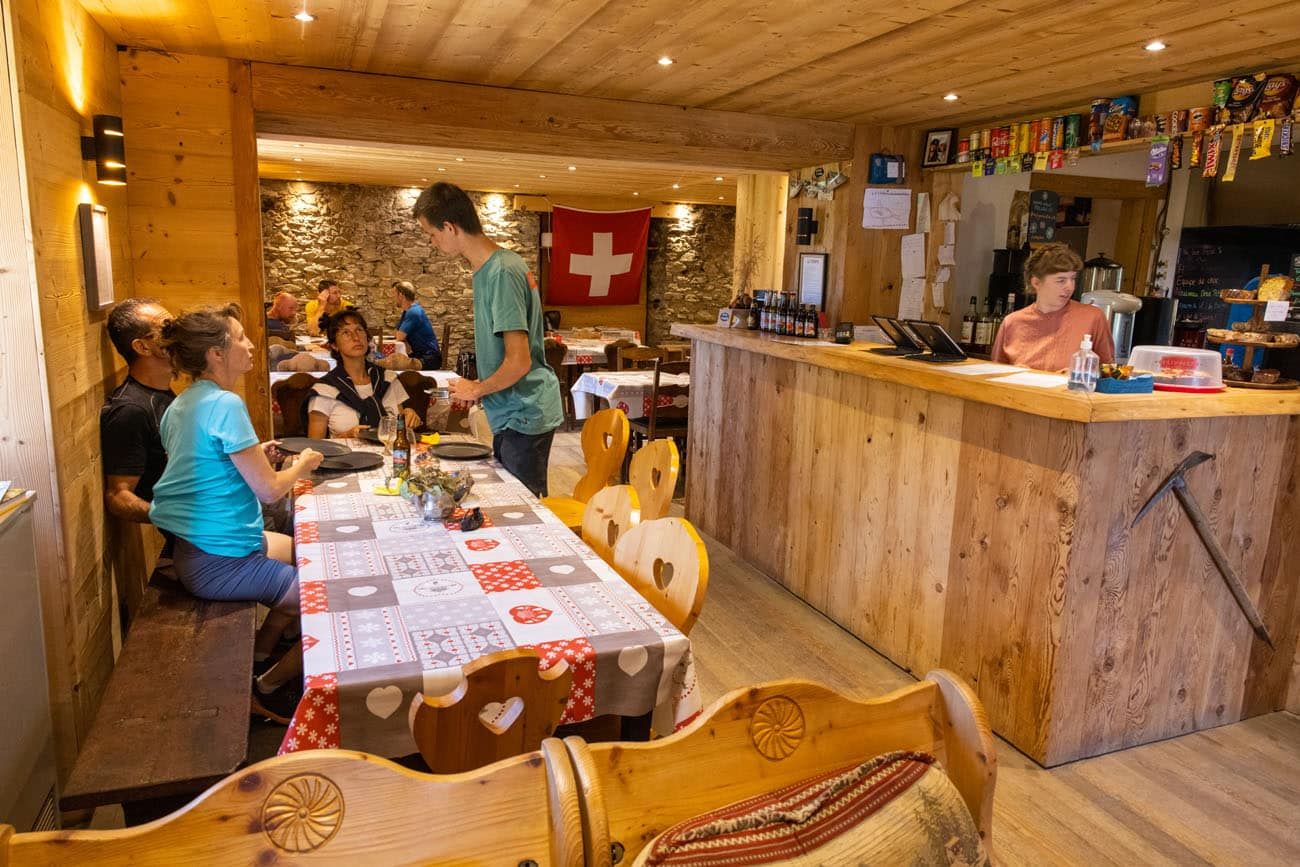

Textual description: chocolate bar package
[1202,129,1221,177]
[1281,120,1294,157]
[1222,124,1245,182]
[1088,98,1109,150]
[1251,119,1275,159]
[1225,73,1267,123]
[1190,131,1204,167]
[1103,96,1138,142]
[1257,73,1297,120]
[1170,135,1183,169]
[1146,138,1171,187]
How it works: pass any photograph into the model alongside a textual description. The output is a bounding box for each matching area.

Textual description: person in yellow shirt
[303,279,353,336]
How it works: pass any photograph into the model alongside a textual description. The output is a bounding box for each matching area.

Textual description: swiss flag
[547,206,650,306]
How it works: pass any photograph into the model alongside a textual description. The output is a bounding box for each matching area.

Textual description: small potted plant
[400,460,475,521]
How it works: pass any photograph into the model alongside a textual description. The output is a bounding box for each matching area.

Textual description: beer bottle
[747,299,761,330]
[960,296,978,347]
[783,294,795,336]
[392,414,411,480]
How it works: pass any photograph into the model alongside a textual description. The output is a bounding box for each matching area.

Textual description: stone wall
[647,205,736,346]
[261,181,733,352]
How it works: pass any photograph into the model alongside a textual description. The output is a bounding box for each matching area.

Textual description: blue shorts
[172,536,296,608]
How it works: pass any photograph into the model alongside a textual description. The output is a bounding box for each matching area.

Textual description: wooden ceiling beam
[249,62,854,173]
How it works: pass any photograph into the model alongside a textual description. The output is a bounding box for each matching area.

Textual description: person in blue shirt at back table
[413,182,562,496]
[150,303,323,713]
[392,280,442,370]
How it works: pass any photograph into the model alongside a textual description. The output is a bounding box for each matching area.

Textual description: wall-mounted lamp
[80,115,126,186]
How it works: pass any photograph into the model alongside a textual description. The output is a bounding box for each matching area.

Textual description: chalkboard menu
[1172,226,1300,327]
[1027,190,1060,245]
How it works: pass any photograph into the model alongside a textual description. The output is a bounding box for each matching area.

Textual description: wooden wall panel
[119,51,269,434]
[683,334,1300,765]
[732,173,787,297]
[6,0,138,778]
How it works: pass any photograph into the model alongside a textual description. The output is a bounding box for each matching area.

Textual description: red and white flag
[547,206,651,306]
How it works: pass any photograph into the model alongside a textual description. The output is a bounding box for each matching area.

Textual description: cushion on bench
[633,751,989,867]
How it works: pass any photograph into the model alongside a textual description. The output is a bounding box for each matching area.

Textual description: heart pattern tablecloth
[570,370,690,420]
[279,444,701,757]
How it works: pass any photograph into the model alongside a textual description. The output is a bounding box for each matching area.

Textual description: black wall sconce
[795,206,819,245]
[80,115,126,186]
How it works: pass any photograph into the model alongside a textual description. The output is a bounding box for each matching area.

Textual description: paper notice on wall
[901,233,926,279]
[938,245,956,266]
[937,192,961,221]
[931,280,946,307]
[942,221,956,246]
[862,188,912,230]
[936,266,952,283]
[899,277,926,320]
[916,192,931,233]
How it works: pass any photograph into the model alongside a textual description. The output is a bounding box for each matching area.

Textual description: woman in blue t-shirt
[151,304,323,702]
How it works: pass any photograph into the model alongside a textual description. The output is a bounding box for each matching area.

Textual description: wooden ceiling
[257,136,750,205]
[82,1,1300,127]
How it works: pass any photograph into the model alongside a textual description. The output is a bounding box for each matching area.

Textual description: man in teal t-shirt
[413,183,562,496]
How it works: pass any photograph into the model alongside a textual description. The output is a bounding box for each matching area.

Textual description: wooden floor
[550,431,1300,866]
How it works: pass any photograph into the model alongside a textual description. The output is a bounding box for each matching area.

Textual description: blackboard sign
[1172,225,1300,327]
[1027,190,1060,245]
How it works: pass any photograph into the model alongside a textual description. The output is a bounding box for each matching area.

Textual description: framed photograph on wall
[78,203,114,310]
[922,128,957,168]
[797,252,828,309]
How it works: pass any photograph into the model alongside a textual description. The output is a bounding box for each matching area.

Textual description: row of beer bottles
[749,292,819,338]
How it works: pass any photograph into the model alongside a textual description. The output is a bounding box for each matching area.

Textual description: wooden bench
[59,582,255,819]
[7,744,583,865]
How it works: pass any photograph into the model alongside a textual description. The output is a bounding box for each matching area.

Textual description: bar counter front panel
[675,325,1300,766]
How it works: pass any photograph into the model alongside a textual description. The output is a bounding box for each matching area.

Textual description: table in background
[551,329,642,366]
[279,443,701,756]
[270,370,459,387]
[571,370,690,420]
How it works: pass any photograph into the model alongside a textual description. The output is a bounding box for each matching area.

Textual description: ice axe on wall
[1131,451,1274,649]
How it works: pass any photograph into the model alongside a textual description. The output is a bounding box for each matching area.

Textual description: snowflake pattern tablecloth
[571,370,690,420]
[279,446,700,756]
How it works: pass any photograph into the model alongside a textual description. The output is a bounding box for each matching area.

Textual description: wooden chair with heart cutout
[409,648,573,775]
[541,408,630,530]
[611,517,708,635]
[579,484,640,565]
[628,438,679,520]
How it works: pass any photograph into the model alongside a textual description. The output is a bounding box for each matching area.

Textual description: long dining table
[279,440,702,757]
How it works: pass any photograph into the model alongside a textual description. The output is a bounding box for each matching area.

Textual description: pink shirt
[991,301,1115,371]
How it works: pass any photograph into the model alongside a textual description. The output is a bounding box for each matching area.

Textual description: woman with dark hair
[150,304,322,705]
[307,308,422,438]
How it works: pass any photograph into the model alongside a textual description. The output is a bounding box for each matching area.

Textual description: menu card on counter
[991,371,1069,389]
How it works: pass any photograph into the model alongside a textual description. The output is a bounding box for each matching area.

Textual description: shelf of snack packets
[931,71,1298,182]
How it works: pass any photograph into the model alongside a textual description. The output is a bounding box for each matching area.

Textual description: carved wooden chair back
[616,346,667,371]
[440,322,452,368]
[647,359,690,441]
[611,517,707,634]
[563,672,998,867]
[396,370,432,431]
[270,371,316,437]
[572,408,629,503]
[602,338,636,369]
[3,742,584,865]
[627,438,680,520]
[409,647,573,776]
[579,485,641,565]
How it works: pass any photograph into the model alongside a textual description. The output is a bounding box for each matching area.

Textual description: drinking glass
[377,414,397,454]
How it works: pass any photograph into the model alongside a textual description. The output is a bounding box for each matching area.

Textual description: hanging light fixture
[80,115,126,186]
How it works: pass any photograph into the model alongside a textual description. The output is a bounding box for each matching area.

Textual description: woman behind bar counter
[992,243,1115,371]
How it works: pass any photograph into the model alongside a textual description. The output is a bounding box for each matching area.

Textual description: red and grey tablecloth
[570,370,691,420]
[279,445,701,756]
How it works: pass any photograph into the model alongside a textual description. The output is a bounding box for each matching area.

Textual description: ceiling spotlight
[672,183,680,189]
[632,192,639,196]
[1144,39,1167,52]
[539,174,546,178]
[717,195,724,200]
[567,165,577,171]
[420,177,428,182]
[294,8,314,23]
[657,56,673,66]
[943,92,959,101]
[437,167,446,172]
[292,143,304,148]
[293,157,303,162]
[514,184,520,188]
[455,156,465,162]
[714,175,723,181]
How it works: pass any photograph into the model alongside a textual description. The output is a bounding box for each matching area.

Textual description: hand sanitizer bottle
[1068,334,1100,392]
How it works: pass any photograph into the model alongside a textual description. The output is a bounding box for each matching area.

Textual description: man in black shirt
[101,298,175,522]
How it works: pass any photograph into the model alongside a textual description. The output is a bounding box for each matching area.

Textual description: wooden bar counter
[673,324,1300,766]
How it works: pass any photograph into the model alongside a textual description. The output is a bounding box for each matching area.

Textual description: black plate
[319,451,385,472]
[356,428,382,445]
[277,437,351,457]
[430,441,493,460]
